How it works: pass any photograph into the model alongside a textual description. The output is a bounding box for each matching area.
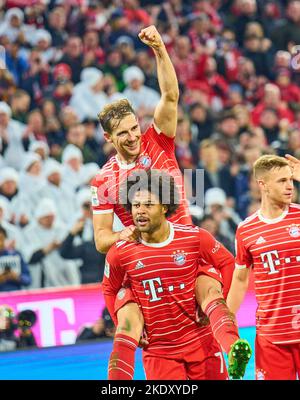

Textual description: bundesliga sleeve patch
[104,260,110,278]
[91,186,99,206]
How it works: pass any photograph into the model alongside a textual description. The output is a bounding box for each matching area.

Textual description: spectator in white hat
[70,67,109,121]
[123,65,160,118]
[61,144,85,191]
[21,198,80,289]
[0,196,22,250]
[29,140,50,163]
[0,101,32,170]
[43,158,77,226]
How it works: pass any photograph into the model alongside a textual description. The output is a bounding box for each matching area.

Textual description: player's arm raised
[139,25,179,138]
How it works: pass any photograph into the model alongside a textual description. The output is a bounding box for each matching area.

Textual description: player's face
[105,114,142,161]
[261,166,294,205]
[131,190,167,233]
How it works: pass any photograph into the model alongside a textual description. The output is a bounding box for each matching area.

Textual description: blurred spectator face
[29,50,43,69]
[244,36,260,52]
[199,142,218,164]
[244,145,262,165]
[192,14,210,34]
[42,100,56,117]
[175,37,191,58]
[176,118,191,143]
[37,37,50,51]
[129,77,143,91]
[220,117,239,138]
[234,106,250,128]
[260,109,278,129]
[191,104,207,122]
[38,214,55,229]
[264,84,280,108]
[288,129,300,151]
[136,51,152,70]
[28,111,44,132]
[238,58,255,79]
[67,158,82,172]
[217,144,232,165]
[47,172,61,187]
[276,71,291,87]
[49,7,66,30]
[275,51,291,68]
[60,107,79,128]
[10,15,22,28]
[107,49,122,67]
[245,22,264,38]
[205,57,217,76]
[228,89,243,106]
[11,91,30,113]
[287,1,300,23]
[0,110,9,126]
[0,180,17,197]
[27,161,42,176]
[239,0,257,16]
[83,31,99,49]
[66,37,82,58]
[67,125,86,148]
[200,217,218,236]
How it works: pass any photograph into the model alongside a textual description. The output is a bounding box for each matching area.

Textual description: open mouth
[136,217,149,227]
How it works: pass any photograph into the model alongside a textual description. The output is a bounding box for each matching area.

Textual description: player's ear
[104,132,112,143]
[162,205,168,215]
[257,179,266,191]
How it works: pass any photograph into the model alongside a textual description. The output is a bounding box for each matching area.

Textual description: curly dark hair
[97,99,135,134]
[120,169,180,218]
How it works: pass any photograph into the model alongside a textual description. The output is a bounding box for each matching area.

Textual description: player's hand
[138,25,164,51]
[138,333,149,349]
[119,225,140,243]
[285,154,300,182]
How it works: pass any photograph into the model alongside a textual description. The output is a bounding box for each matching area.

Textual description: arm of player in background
[101,246,126,326]
[198,228,235,299]
[226,227,252,313]
[226,268,250,314]
[139,26,179,138]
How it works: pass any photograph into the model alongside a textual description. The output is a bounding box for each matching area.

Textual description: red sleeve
[143,124,175,155]
[101,245,126,325]
[90,171,115,215]
[235,226,253,270]
[197,229,234,299]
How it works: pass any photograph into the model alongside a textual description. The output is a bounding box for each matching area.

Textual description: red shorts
[114,265,224,316]
[142,334,228,380]
[255,335,300,380]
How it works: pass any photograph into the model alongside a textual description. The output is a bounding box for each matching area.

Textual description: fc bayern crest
[137,155,152,169]
[173,250,186,266]
[288,224,300,238]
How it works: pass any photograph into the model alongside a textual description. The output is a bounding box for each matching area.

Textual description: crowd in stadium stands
[1,0,300,290]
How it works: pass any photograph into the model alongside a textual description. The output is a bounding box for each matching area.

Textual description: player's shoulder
[90,158,117,186]
[289,203,300,213]
[237,210,259,231]
[173,223,201,236]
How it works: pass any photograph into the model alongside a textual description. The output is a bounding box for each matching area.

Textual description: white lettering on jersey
[260,250,280,274]
[142,277,163,302]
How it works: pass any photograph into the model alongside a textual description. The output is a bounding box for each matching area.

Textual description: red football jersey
[90,124,192,225]
[235,203,300,344]
[102,223,234,356]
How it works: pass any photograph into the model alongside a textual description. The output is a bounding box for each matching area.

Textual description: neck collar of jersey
[115,154,136,170]
[140,222,174,247]
[258,206,289,224]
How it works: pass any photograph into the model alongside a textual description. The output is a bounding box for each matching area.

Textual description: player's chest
[247,222,300,273]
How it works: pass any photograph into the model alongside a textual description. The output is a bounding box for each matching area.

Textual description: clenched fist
[138,25,164,51]
[119,225,140,243]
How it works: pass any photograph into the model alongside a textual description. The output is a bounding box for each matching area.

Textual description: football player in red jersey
[91,25,234,364]
[227,155,300,380]
[102,170,252,380]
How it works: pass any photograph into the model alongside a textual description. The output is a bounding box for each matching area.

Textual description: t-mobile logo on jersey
[142,278,163,302]
[260,250,280,274]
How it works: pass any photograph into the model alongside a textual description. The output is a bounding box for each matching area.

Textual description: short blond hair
[253,155,290,179]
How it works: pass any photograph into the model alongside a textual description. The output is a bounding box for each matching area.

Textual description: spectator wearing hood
[70,67,108,122]
[61,144,85,192]
[21,198,80,289]
[0,196,22,250]
[43,158,77,227]
[122,65,160,119]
